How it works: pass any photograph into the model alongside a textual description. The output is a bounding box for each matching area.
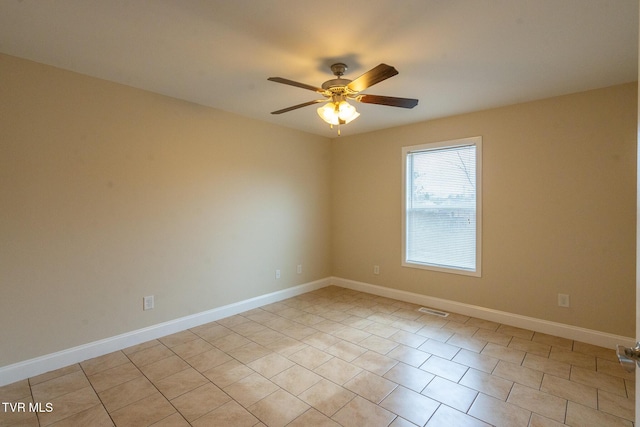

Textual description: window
[402,136,482,276]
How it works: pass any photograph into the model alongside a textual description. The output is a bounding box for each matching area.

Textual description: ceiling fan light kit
[268,62,418,135]
[317,99,360,124]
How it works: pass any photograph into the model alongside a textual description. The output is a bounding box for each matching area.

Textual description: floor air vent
[418,307,449,317]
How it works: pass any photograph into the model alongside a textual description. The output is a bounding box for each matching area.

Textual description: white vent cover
[418,307,449,318]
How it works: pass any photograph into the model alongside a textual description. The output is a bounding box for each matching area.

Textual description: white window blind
[403,137,481,276]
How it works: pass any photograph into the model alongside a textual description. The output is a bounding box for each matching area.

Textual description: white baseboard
[2,276,632,387]
[0,278,331,387]
[330,276,635,350]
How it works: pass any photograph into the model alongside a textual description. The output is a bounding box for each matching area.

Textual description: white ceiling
[0,0,637,137]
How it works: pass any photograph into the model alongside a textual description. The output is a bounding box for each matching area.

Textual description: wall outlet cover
[557,294,570,308]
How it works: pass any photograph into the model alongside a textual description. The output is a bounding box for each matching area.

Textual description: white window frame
[402,136,482,277]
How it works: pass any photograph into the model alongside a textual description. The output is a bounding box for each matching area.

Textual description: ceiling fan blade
[271,99,326,114]
[268,77,325,93]
[356,94,419,109]
[346,64,399,93]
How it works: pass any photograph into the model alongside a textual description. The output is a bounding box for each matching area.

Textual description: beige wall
[331,83,637,337]
[0,54,332,366]
[1,51,636,368]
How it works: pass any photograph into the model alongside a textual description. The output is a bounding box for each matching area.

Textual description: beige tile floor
[0,286,635,427]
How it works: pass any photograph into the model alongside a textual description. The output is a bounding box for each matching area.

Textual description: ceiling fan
[268,63,418,134]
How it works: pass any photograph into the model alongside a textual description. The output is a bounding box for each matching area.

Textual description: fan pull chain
[328,123,342,136]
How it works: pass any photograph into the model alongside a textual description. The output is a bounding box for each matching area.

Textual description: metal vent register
[418,307,449,318]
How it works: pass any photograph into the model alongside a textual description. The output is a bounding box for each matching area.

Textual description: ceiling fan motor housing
[321,63,352,93]
[322,78,352,91]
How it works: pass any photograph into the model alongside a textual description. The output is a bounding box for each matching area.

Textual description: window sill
[402,260,481,277]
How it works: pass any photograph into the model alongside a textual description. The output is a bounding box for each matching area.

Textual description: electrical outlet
[373,265,380,275]
[275,269,281,279]
[297,264,302,274]
[557,294,570,308]
[143,295,154,311]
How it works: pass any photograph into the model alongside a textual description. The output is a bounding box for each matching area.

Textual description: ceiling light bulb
[317,101,359,126]
[337,101,359,123]
[317,102,340,125]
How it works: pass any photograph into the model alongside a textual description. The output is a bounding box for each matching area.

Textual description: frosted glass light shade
[317,100,359,125]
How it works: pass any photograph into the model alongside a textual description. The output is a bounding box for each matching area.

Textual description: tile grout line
[120,344,187,426]
[26,376,40,427]
[80,361,117,427]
